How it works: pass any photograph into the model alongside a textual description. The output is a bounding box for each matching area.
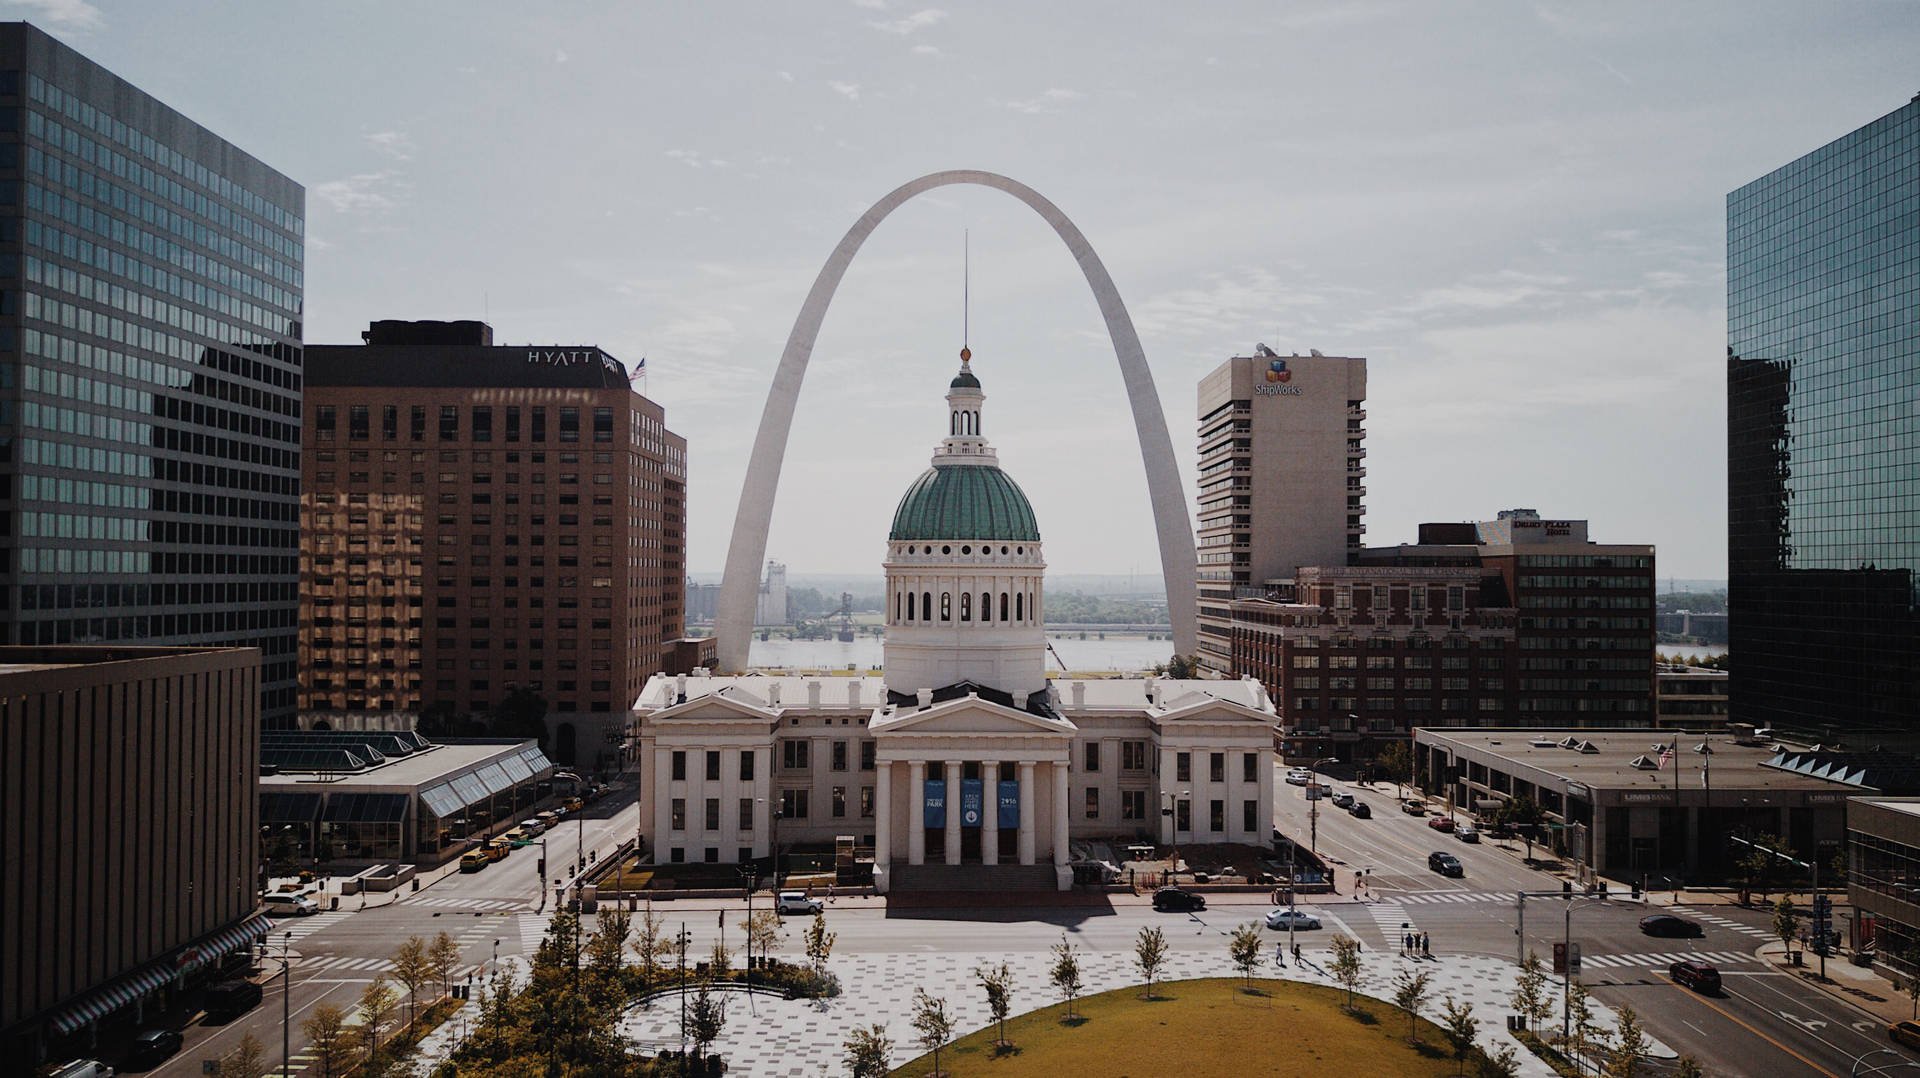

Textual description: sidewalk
[1755,940,1910,1028]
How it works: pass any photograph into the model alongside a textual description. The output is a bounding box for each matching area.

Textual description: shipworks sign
[1254,358,1302,396]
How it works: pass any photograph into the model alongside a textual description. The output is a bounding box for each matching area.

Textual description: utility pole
[278,931,293,1078]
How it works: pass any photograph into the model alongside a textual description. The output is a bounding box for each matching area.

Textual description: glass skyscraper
[1727,94,1920,746]
[0,24,304,721]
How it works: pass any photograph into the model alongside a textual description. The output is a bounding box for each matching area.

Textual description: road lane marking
[1659,973,1842,1078]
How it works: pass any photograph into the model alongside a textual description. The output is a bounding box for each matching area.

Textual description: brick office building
[1234,510,1655,762]
[301,320,689,773]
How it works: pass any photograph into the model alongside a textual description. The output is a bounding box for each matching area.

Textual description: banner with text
[998,781,1020,830]
[960,779,984,828]
[924,779,946,830]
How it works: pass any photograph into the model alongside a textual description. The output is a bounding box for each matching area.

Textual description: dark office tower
[1727,95,1920,747]
[0,24,306,723]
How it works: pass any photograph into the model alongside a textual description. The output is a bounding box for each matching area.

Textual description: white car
[262,893,319,916]
[1264,907,1322,930]
[775,890,822,916]
[1285,767,1315,786]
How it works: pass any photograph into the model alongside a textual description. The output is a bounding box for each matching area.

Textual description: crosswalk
[268,910,352,944]
[1362,900,1413,934]
[1581,949,1757,970]
[302,954,396,973]
[1397,891,1511,905]
[408,896,531,911]
[1661,907,1774,938]
[518,911,551,954]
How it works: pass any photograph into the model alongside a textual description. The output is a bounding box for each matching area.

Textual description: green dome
[889,463,1040,541]
[950,369,981,389]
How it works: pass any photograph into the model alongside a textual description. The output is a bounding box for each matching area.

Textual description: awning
[519,745,554,777]
[474,762,513,797]
[450,772,489,807]
[47,956,181,1037]
[323,793,410,823]
[420,780,463,819]
[499,752,534,784]
[183,912,274,974]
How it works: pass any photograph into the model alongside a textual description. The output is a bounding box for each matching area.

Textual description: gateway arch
[715,169,1197,671]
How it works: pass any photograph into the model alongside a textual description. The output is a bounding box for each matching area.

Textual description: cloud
[312,172,405,214]
[777,70,794,82]
[363,130,414,160]
[911,43,941,56]
[1399,270,1572,315]
[554,47,570,63]
[868,7,945,34]
[664,148,730,169]
[828,81,861,101]
[1003,87,1082,114]
[851,0,886,7]
[5,0,103,33]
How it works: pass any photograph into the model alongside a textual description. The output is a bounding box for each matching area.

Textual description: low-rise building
[1414,728,1852,881]
[1846,797,1920,981]
[1655,664,1729,730]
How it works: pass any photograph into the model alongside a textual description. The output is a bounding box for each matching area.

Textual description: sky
[19,0,1920,584]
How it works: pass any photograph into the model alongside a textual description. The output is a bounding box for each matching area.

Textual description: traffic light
[537,857,546,876]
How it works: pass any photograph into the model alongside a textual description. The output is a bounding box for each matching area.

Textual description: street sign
[1305,784,1324,801]
[1568,942,1582,977]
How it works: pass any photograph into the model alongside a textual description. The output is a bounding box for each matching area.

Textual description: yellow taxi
[483,839,510,863]
[563,797,584,813]
[459,851,488,873]
[1891,1020,1920,1050]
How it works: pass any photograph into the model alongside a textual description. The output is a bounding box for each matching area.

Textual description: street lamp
[1851,1047,1920,1076]
[756,796,786,889]
[277,931,293,1078]
[1161,790,1190,883]
[554,771,584,876]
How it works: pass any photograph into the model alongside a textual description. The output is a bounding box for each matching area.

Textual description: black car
[1639,914,1703,938]
[1669,959,1721,994]
[1152,887,1207,912]
[1428,851,1464,877]
[127,1028,183,1067]
[1348,801,1372,819]
[202,979,263,1023]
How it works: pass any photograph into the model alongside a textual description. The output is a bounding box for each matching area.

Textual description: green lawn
[891,977,1463,1078]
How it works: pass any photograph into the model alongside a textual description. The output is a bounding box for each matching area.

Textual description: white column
[874,761,892,867]
[908,760,926,866]
[1017,762,1036,865]
[752,748,771,859]
[1159,746,1178,844]
[1052,760,1070,866]
[944,760,964,866]
[653,747,674,852]
[1256,747,1274,849]
[980,759,1000,866]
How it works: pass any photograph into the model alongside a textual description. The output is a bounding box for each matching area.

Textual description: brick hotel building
[301,320,687,772]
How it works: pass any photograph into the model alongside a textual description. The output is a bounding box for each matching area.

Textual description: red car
[1427,815,1456,832]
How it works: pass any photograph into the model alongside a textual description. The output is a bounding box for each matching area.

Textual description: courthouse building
[634,353,1279,892]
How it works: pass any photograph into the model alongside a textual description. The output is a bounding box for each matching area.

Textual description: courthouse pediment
[648,690,780,724]
[872,695,1077,739]
[1153,694,1277,727]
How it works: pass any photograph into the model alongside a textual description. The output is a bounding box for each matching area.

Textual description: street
[145,768,1916,1078]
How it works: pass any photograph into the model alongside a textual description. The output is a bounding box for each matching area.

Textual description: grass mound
[893,977,1459,1077]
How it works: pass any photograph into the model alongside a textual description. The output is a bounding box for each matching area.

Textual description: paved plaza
[613,943,1674,1078]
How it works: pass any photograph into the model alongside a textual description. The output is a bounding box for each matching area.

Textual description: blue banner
[924,779,946,829]
[998,780,1020,829]
[960,779,984,828]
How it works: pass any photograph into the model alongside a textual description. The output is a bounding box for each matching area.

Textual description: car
[536,811,560,829]
[1348,801,1372,819]
[522,818,547,836]
[126,1028,182,1068]
[459,851,489,873]
[502,826,530,844]
[1401,799,1428,815]
[1428,851,1464,877]
[549,804,569,820]
[563,797,585,813]
[1152,887,1208,912]
[1669,959,1721,994]
[202,979,262,1023]
[49,1060,114,1078]
[483,840,510,862]
[1639,914,1704,938]
[775,890,822,916]
[1264,907,1322,930]
[1285,768,1315,786]
[261,893,318,917]
[1330,791,1356,809]
[1455,824,1480,843]
[1891,1020,1920,1050]
[1427,815,1456,833]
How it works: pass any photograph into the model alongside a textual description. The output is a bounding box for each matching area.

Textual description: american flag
[1657,743,1674,770]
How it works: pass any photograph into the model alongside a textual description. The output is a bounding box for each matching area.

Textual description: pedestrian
[1275,941,1286,967]
[1422,932,1430,956]
[827,882,836,902]
[1402,931,1411,954]
[1293,942,1303,963]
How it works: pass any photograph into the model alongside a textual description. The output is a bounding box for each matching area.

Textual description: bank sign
[1254,358,1302,396]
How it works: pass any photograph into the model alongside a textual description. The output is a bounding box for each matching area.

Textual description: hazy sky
[22,1,1920,582]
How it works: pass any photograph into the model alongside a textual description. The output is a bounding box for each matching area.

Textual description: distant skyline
[24,1,1920,581]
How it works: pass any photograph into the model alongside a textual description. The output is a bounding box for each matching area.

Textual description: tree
[1674,1056,1705,1078]
[1606,1003,1650,1078]
[357,975,398,1063]
[1772,896,1800,961]
[428,930,462,999]
[804,910,836,976]
[215,1032,268,1078]
[1154,654,1200,679]
[267,833,301,879]
[708,938,733,979]
[1229,922,1264,989]
[1737,833,1788,904]
[975,961,1014,1050]
[686,978,727,1063]
[301,1004,352,1078]
[1440,995,1477,1077]
[1394,968,1433,1045]
[1568,980,1601,1072]
[485,684,550,746]
[1377,740,1414,798]
[843,1023,893,1078]
[632,901,672,988]
[1500,795,1547,861]
[1510,950,1551,1035]
[1904,943,1920,1019]
[1050,934,1083,1020]
[1328,934,1365,1011]
[911,987,954,1078]
[1135,925,1169,1000]
[390,936,433,1031]
[743,908,782,973]
[1478,1044,1522,1078]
